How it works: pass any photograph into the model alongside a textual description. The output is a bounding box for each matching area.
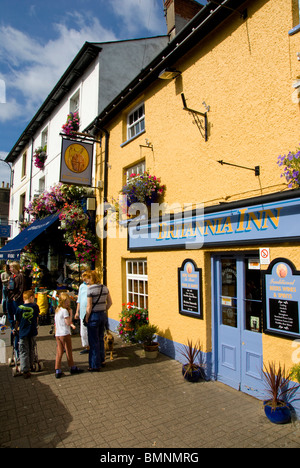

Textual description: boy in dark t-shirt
[15,290,40,379]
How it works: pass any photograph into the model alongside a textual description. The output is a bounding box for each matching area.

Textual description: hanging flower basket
[277,145,300,188]
[120,171,166,207]
[62,112,80,136]
[34,146,47,169]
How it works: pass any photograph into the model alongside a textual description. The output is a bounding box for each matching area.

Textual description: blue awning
[0,213,59,260]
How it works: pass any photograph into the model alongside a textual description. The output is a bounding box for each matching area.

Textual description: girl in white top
[54,292,83,378]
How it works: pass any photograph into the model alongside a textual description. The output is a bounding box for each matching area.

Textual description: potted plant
[262,361,299,424]
[135,324,159,358]
[119,171,166,219]
[118,302,148,343]
[290,363,300,383]
[61,111,80,136]
[180,339,205,382]
[33,145,47,169]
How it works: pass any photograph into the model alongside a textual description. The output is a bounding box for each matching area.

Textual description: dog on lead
[104,331,115,361]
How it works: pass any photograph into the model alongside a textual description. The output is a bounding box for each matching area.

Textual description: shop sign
[263,258,300,339]
[0,225,11,238]
[178,259,203,319]
[128,197,300,251]
[60,138,93,186]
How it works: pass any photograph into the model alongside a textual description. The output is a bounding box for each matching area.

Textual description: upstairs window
[125,160,145,181]
[70,89,80,114]
[41,127,48,149]
[127,103,145,140]
[21,152,27,178]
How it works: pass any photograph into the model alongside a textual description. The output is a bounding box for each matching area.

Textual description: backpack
[7,276,15,290]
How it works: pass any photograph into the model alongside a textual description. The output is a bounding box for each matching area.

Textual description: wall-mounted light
[158,68,182,80]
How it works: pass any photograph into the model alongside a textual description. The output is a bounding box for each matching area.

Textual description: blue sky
[0,0,174,182]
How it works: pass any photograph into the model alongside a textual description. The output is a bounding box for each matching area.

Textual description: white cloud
[0,14,117,121]
[110,0,165,36]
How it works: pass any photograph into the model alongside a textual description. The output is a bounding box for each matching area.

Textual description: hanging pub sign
[263,258,300,339]
[178,259,203,319]
[60,138,93,186]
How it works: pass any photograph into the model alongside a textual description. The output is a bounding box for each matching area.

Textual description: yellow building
[87,0,300,410]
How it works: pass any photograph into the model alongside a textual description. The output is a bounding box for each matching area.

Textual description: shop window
[126,259,148,309]
[125,160,145,181]
[127,103,145,141]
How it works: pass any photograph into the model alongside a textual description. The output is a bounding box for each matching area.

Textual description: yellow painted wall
[95,0,300,361]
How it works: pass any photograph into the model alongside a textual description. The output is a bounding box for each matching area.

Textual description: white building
[5,37,168,239]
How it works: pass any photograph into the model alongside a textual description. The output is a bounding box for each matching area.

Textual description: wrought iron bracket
[181,93,208,141]
[217,160,260,177]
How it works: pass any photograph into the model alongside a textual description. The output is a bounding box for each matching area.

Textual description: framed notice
[263,258,300,339]
[60,138,93,186]
[178,259,203,319]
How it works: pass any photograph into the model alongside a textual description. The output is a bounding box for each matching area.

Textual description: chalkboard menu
[263,258,300,339]
[178,259,203,319]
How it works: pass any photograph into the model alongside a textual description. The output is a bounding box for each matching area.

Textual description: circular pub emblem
[276,263,288,279]
[64,143,89,173]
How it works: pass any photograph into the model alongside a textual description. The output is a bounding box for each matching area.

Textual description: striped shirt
[87,284,109,313]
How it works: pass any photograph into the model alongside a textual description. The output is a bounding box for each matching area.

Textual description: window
[41,127,48,149]
[70,89,80,114]
[125,160,145,181]
[39,176,45,194]
[19,193,26,222]
[21,152,27,178]
[298,0,300,22]
[126,259,148,309]
[127,103,145,140]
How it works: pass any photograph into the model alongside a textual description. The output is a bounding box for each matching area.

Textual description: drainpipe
[102,128,109,286]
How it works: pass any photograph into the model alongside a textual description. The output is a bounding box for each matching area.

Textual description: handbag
[83,285,103,327]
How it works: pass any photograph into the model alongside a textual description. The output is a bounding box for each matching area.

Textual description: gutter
[85,0,248,134]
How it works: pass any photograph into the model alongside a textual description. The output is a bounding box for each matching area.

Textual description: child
[54,292,83,378]
[15,290,40,379]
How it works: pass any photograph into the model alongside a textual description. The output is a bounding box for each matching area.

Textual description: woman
[74,270,90,354]
[1,263,10,315]
[85,270,112,372]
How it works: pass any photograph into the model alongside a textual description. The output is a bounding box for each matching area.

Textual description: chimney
[164,0,203,40]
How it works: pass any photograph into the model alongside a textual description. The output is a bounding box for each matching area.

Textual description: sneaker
[79,349,89,354]
[23,372,31,379]
[70,366,84,375]
[55,370,63,379]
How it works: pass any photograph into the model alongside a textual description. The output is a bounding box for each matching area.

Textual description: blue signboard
[0,225,11,238]
[178,259,202,319]
[263,258,300,339]
[128,196,300,251]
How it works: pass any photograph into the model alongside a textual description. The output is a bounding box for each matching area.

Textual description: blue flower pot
[263,400,292,424]
[182,365,204,382]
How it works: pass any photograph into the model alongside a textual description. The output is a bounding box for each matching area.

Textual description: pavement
[1,321,300,449]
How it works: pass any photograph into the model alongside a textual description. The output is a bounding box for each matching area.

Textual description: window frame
[125,160,146,182]
[126,259,148,309]
[127,103,145,141]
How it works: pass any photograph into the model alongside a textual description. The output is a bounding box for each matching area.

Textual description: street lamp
[0,159,13,187]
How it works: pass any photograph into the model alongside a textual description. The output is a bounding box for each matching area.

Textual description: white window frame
[298,0,300,22]
[127,103,145,140]
[126,259,148,309]
[70,89,80,114]
[41,127,48,149]
[125,160,145,181]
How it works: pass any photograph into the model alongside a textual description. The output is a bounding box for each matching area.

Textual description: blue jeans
[87,311,106,369]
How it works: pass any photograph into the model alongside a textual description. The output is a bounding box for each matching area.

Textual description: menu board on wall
[263,258,300,339]
[178,259,203,319]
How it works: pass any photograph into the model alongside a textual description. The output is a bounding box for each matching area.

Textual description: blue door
[213,255,264,399]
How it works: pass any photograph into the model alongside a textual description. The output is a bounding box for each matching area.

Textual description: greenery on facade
[118,302,149,343]
[277,145,300,188]
[25,182,98,263]
[33,146,47,169]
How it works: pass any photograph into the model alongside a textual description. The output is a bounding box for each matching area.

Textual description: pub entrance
[212,253,265,399]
